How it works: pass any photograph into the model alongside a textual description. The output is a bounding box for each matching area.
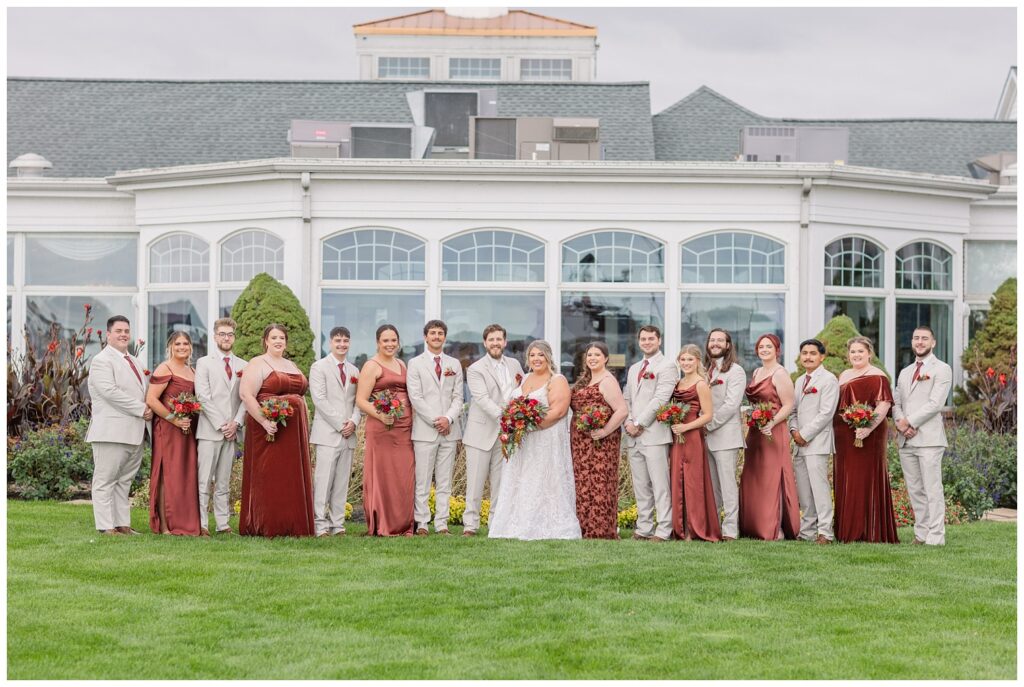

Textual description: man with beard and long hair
[702,329,747,541]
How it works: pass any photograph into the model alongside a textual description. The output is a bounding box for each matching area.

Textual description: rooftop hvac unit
[740,125,848,163]
[552,118,600,142]
[289,119,435,159]
[289,119,350,158]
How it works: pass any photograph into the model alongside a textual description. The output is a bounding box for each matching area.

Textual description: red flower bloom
[143,369,151,376]
[75,346,84,359]
[236,370,243,377]
[999,373,1007,386]
[986,367,996,378]
[174,403,184,412]
[350,376,358,384]
[86,327,93,336]
[47,340,58,353]
[137,338,145,347]
[807,387,818,394]
[83,303,92,311]
[515,373,523,385]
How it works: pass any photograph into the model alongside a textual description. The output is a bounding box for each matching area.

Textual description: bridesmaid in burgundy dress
[568,342,628,539]
[355,324,415,537]
[738,333,801,540]
[238,324,315,537]
[667,344,721,542]
[145,331,201,536]
[833,336,899,544]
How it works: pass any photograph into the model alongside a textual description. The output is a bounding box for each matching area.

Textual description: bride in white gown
[488,340,582,541]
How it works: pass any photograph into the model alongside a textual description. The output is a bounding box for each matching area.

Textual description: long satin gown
[362,362,415,537]
[833,375,899,544]
[149,373,201,535]
[568,383,621,539]
[738,375,801,540]
[669,384,722,542]
[240,370,315,537]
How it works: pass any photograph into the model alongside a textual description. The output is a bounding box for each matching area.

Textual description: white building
[354,8,598,83]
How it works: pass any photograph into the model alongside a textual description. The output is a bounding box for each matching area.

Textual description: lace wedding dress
[488,375,582,541]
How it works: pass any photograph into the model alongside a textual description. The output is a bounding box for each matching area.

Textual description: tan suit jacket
[85,344,149,445]
[788,368,840,455]
[622,352,679,447]
[194,351,248,441]
[406,351,464,442]
[705,361,746,452]
[892,354,952,448]
[463,354,525,451]
[308,355,362,449]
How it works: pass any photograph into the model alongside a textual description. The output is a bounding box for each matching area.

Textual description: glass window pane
[220,230,283,282]
[320,289,424,366]
[219,289,242,318]
[25,294,134,360]
[824,236,884,288]
[895,299,953,403]
[965,240,1016,297]
[824,297,885,359]
[148,291,209,369]
[680,292,785,375]
[322,229,425,282]
[521,58,572,81]
[680,232,784,285]
[25,235,137,287]
[149,234,209,284]
[562,231,664,283]
[561,291,665,386]
[378,56,429,78]
[442,291,546,369]
[450,57,501,80]
[442,230,545,283]
[896,242,952,291]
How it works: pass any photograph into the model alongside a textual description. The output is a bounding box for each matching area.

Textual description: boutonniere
[711,379,725,386]
[350,375,359,385]
[641,371,656,380]
[806,387,819,394]
[515,373,523,385]
[236,370,243,378]
[443,366,457,377]
[916,374,931,382]
[143,369,151,377]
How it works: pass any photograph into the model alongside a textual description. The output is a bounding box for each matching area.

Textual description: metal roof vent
[9,153,52,178]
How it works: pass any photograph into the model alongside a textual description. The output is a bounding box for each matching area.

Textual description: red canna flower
[986,367,996,378]
[75,346,84,359]
[999,373,1007,386]
[47,340,58,353]
[83,303,92,311]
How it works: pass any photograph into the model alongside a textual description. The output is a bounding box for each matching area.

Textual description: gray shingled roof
[653,86,1017,177]
[7,78,655,176]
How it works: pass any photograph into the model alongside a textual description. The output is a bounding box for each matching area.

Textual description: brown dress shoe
[815,535,831,545]
[437,529,451,535]
[721,536,736,542]
[217,527,233,535]
[462,530,476,537]
[912,538,925,545]
[115,526,141,535]
[316,532,329,538]
[334,531,346,537]
[416,528,429,536]
[631,532,649,541]
[101,529,122,536]
[200,528,211,538]
[649,536,668,543]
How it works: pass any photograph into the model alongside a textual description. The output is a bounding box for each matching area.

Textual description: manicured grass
[6,500,1016,679]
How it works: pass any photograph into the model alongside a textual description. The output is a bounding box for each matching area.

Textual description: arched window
[896,242,952,291]
[681,232,784,285]
[561,230,664,283]
[220,230,284,282]
[442,230,544,282]
[322,228,425,281]
[149,234,209,284]
[824,237,884,288]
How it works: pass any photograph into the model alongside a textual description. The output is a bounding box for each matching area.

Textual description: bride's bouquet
[499,395,548,459]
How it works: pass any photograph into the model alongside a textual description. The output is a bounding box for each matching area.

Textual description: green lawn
[6,500,1016,680]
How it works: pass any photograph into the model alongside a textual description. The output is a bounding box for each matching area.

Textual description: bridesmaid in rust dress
[355,324,415,537]
[833,336,899,544]
[667,344,721,542]
[145,331,201,535]
[569,342,628,539]
[238,323,315,537]
[738,333,801,540]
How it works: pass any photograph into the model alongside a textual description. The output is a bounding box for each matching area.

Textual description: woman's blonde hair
[525,339,558,375]
[165,330,193,363]
[846,335,875,357]
[676,344,708,383]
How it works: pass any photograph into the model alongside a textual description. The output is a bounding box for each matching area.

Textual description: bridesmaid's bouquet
[575,404,611,446]
[167,392,202,434]
[655,402,690,444]
[840,402,875,448]
[499,396,548,459]
[260,397,294,442]
[746,402,776,442]
[371,389,405,431]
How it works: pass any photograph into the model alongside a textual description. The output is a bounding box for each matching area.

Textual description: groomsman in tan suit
[194,317,248,536]
[406,320,465,536]
[703,328,746,541]
[789,338,840,544]
[893,325,953,546]
[462,323,525,536]
[623,325,679,542]
[86,315,153,535]
[309,326,362,537]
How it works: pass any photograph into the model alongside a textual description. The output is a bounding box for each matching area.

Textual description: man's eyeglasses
[215,332,236,338]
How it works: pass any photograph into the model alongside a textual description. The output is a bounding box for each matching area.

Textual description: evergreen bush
[791,315,889,381]
[230,273,316,376]
[956,278,1017,432]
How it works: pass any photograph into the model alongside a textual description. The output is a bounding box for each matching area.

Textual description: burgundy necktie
[224,356,233,381]
[802,374,813,393]
[124,355,143,384]
[637,359,649,383]
[912,361,923,383]
[435,356,442,380]
[338,363,347,386]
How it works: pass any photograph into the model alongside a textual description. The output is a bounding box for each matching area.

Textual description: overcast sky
[7,6,1017,118]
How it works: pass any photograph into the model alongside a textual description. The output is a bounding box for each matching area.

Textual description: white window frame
[377,56,430,80]
[520,57,573,81]
[217,228,284,318]
[448,57,501,81]
[146,231,212,368]
[821,234,888,364]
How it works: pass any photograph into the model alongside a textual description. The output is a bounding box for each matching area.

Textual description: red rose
[236,370,243,377]
[351,376,358,384]
[272,410,280,418]
[391,400,399,408]
[174,403,184,412]
[144,369,151,376]
[808,387,818,394]
[752,410,762,419]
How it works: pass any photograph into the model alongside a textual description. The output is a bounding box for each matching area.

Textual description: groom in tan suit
[309,326,362,536]
[194,317,248,536]
[406,320,464,535]
[462,323,524,536]
[623,325,679,542]
[893,325,953,546]
[86,315,152,535]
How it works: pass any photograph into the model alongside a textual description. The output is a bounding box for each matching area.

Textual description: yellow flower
[233,499,241,514]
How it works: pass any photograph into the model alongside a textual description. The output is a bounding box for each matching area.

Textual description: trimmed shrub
[792,315,888,381]
[230,273,316,376]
